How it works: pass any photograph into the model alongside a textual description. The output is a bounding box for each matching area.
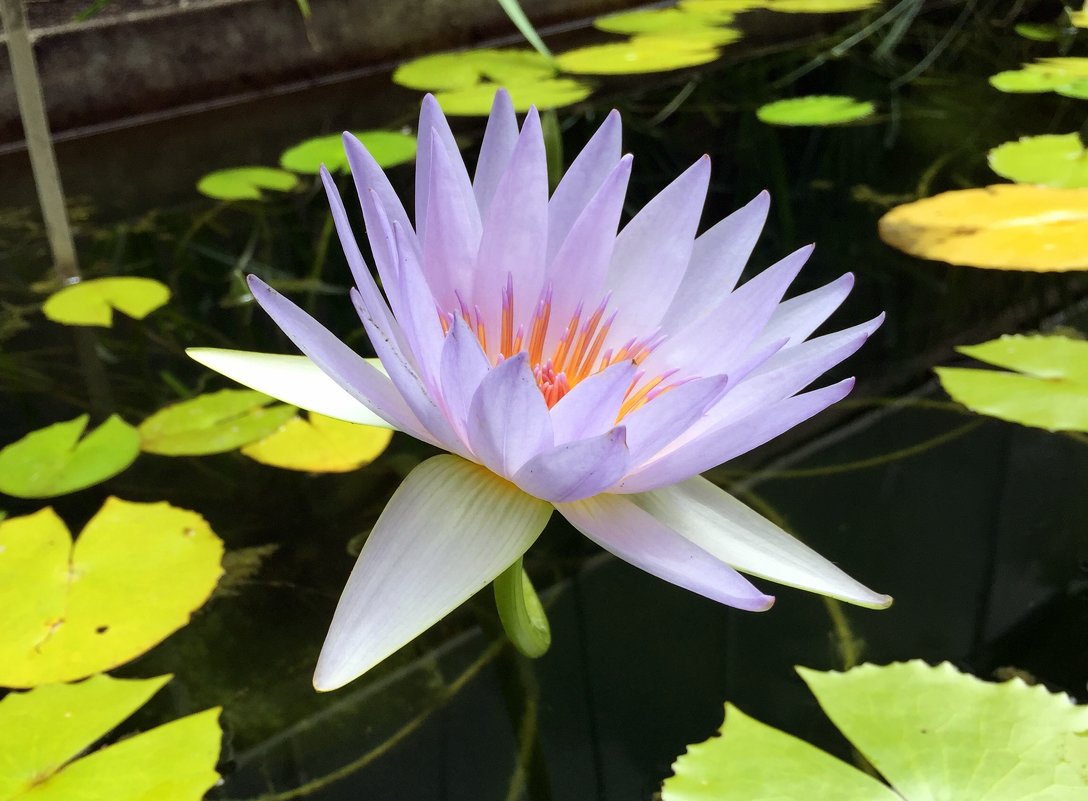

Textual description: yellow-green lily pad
[988,133,1088,188]
[556,37,722,75]
[280,130,417,174]
[0,415,139,499]
[435,78,593,116]
[138,389,296,456]
[765,0,880,11]
[0,673,221,800]
[935,334,1088,432]
[595,8,738,40]
[990,58,1088,96]
[680,0,768,12]
[757,95,875,126]
[0,498,224,687]
[1014,22,1061,42]
[393,48,555,92]
[196,166,300,200]
[42,277,170,327]
[241,412,394,472]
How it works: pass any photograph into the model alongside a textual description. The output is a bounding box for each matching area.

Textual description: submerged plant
[190,90,889,691]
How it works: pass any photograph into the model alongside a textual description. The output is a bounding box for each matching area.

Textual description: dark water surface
[2,2,1086,799]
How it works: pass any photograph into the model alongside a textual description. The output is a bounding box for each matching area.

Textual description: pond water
[1,1,1086,799]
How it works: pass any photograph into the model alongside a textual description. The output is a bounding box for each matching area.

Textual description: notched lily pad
[757,95,875,126]
[0,673,221,800]
[138,389,297,455]
[556,37,723,75]
[435,78,593,116]
[241,412,394,472]
[280,130,417,174]
[393,49,555,92]
[936,334,1088,432]
[0,415,139,499]
[594,8,740,43]
[0,498,224,687]
[990,57,1088,97]
[988,133,1088,188]
[764,0,880,11]
[42,277,170,327]
[196,166,300,200]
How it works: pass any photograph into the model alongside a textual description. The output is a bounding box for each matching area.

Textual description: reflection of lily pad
[556,37,722,75]
[0,498,224,687]
[663,661,1088,801]
[878,184,1088,271]
[435,78,593,116]
[393,49,555,92]
[280,130,416,174]
[42,277,170,327]
[595,8,739,42]
[241,412,394,472]
[757,95,875,126]
[138,389,296,456]
[988,134,1088,188]
[196,166,299,200]
[0,415,139,499]
[936,334,1088,432]
[0,674,221,799]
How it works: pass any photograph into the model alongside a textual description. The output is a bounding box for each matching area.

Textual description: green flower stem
[494,558,552,658]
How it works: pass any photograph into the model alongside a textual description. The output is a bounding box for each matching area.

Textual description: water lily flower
[189,90,890,691]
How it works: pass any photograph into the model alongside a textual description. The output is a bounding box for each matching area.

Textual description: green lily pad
[1056,80,1088,99]
[0,674,221,799]
[138,389,296,455]
[393,48,555,92]
[556,37,722,75]
[663,661,1088,801]
[595,7,738,37]
[989,133,1088,188]
[765,0,880,11]
[435,78,594,116]
[0,415,139,499]
[0,498,224,687]
[196,166,300,200]
[280,130,417,174]
[757,95,875,126]
[42,277,170,327]
[990,58,1088,96]
[935,334,1088,432]
[680,0,768,12]
[1014,22,1060,41]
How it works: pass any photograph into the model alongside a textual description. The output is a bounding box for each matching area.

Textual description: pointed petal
[622,374,730,465]
[187,348,395,428]
[440,315,491,434]
[393,220,447,384]
[416,94,479,245]
[467,352,554,476]
[547,109,622,264]
[664,191,770,330]
[473,88,519,219]
[755,272,855,350]
[514,427,629,502]
[557,493,774,610]
[314,454,553,690]
[633,477,891,608]
[549,359,637,444]
[422,132,481,312]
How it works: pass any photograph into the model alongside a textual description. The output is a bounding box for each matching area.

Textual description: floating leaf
[764,0,880,11]
[680,0,767,12]
[1014,22,1060,41]
[138,389,296,456]
[556,37,722,75]
[196,166,300,200]
[280,130,416,174]
[935,334,1088,432]
[393,49,555,92]
[0,674,221,799]
[1072,9,1088,28]
[663,661,1088,801]
[990,58,1088,96]
[595,8,739,42]
[988,133,1088,188]
[42,277,170,327]
[0,498,224,687]
[435,78,593,116]
[878,184,1088,271]
[0,415,139,499]
[757,95,875,126]
[241,412,394,472]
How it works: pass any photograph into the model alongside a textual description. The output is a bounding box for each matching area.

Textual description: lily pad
[988,133,1088,188]
[595,8,739,41]
[935,334,1088,432]
[1014,23,1061,42]
[663,661,1088,801]
[878,184,1088,271]
[680,0,768,12]
[138,389,296,456]
[1072,9,1088,28]
[757,95,875,126]
[765,0,880,11]
[0,674,221,800]
[280,130,417,174]
[0,498,224,687]
[393,49,555,92]
[42,277,170,327]
[196,166,300,200]
[435,78,594,116]
[0,416,139,499]
[556,37,722,75]
[241,412,394,472]
[990,58,1088,96]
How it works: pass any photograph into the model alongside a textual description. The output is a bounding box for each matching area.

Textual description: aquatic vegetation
[280,131,417,175]
[190,90,890,691]
[878,185,1088,271]
[136,389,296,456]
[241,411,394,473]
[756,95,875,126]
[555,37,725,75]
[594,7,741,43]
[663,661,1088,800]
[41,275,170,327]
[936,334,1088,433]
[196,165,300,201]
[0,674,221,800]
[988,133,1088,189]
[0,499,223,687]
[989,57,1088,99]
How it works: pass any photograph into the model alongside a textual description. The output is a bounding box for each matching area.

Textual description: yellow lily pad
[0,498,224,687]
[138,389,297,455]
[765,0,880,11]
[595,8,739,40]
[556,37,723,75]
[877,184,1088,271]
[393,49,555,92]
[241,412,394,472]
[42,277,170,328]
[0,415,139,499]
[0,673,221,800]
[196,166,299,200]
[435,78,593,116]
[680,0,768,12]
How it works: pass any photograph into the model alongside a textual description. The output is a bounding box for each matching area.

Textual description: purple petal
[622,374,730,466]
[556,493,774,610]
[416,94,479,244]
[439,315,491,436]
[422,132,481,313]
[514,427,629,502]
[343,133,416,275]
[393,220,446,385]
[467,352,554,476]
[314,454,553,690]
[473,88,519,220]
[754,272,855,350]
[549,359,637,444]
